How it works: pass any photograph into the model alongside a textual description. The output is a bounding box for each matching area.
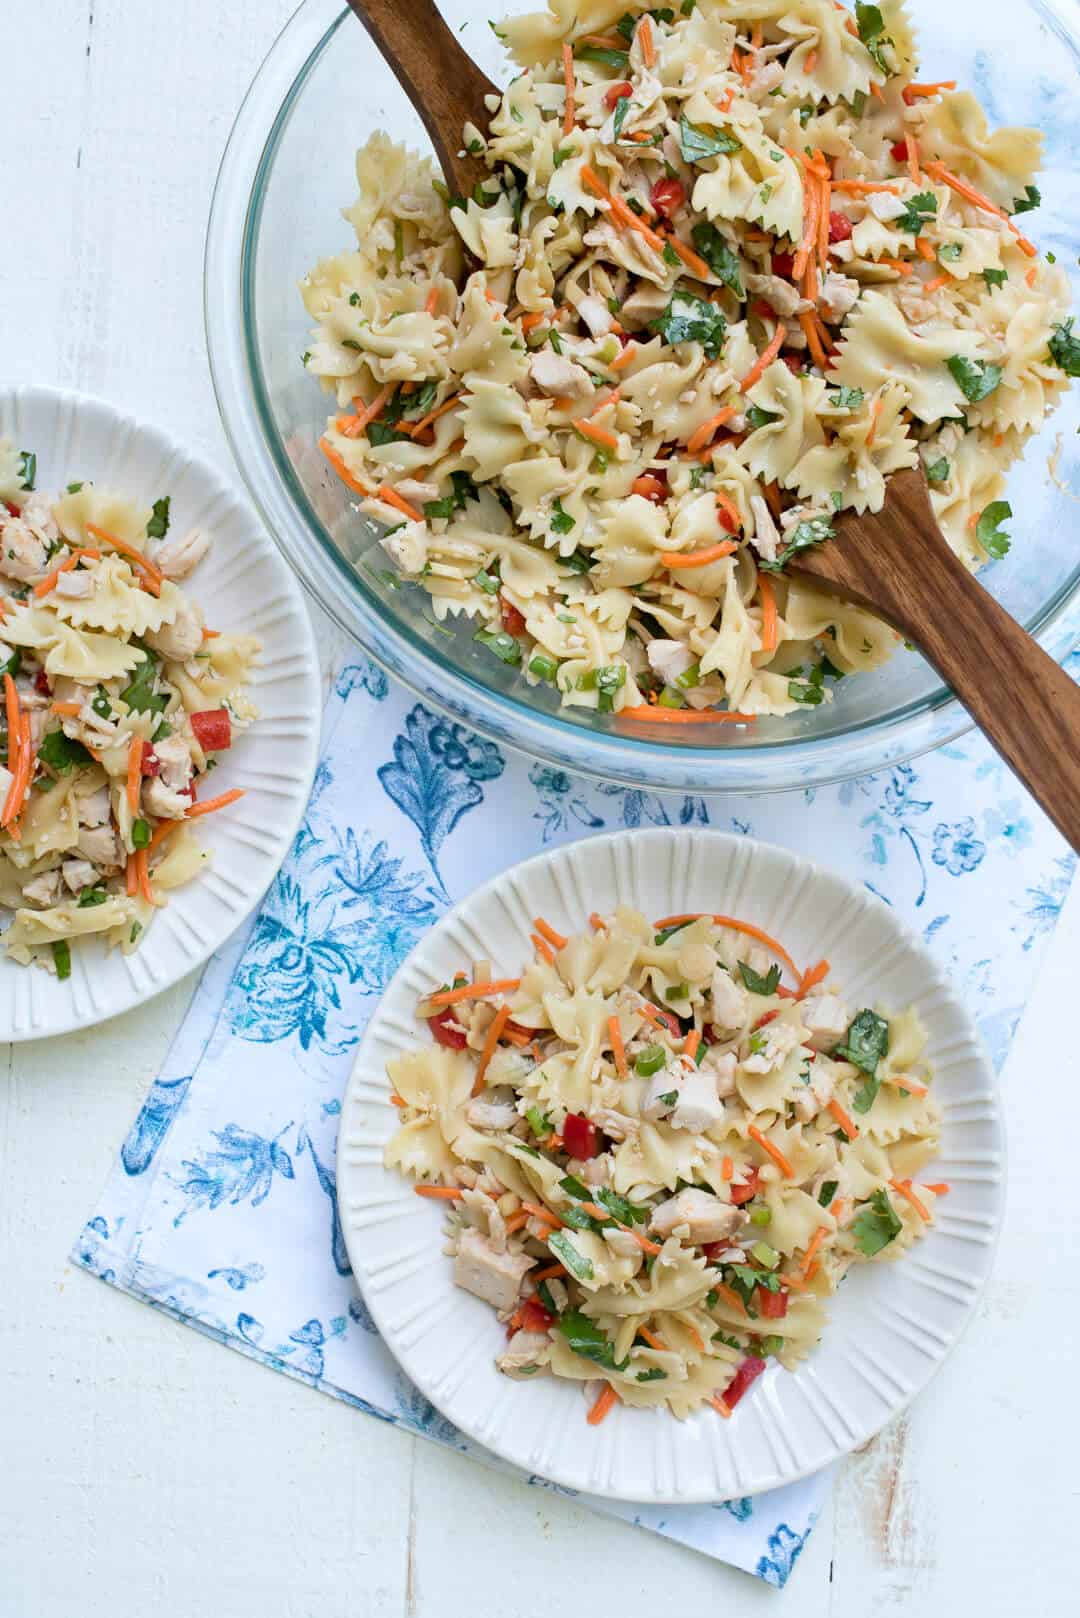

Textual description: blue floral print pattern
[73,657,1074,1587]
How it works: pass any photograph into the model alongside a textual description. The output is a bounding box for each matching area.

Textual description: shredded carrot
[122,853,137,896]
[533,916,568,951]
[587,387,621,419]
[424,287,440,316]
[414,1184,465,1201]
[782,1270,813,1292]
[85,524,163,594]
[520,310,546,333]
[1026,265,1038,288]
[869,79,885,101]
[589,912,606,931]
[915,235,936,263]
[610,341,639,372]
[684,1322,706,1354]
[788,144,829,182]
[683,1028,701,1062]
[126,735,143,814]
[580,32,624,47]
[711,1283,747,1316]
[319,436,373,498]
[631,474,666,500]
[758,575,778,656]
[922,1183,951,1197]
[735,46,753,83]
[428,976,520,1008]
[875,258,915,276]
[866,394,885,448]
[665,235,713,281]
[608,1014,628,1078]
[561,41,576,136]
[135,847,154,906]
[388,1093,408,1108]
[751,20,763,48]
[638,13,656,66]
[572,418,620,452]
[748,1124,795,1179]
[146,820,181,855]
[185,787,246,822]
[763,481,782,520]
[885,1073,929,1098]
[801,1225,830,1273]
[713,488,742,535]
[531,1262,567,1283]
[903,80,957,103]
[406,392,463,439]
[711,1395,733,1418]
[472,1004,511,1096]
[1,712,30,828]
[798,307,829,371]
[718,86,735,115]
[687,407,737,456]
[338,382,394,440]
[640,1001,682,1037]
[376,484,424,524]
[923,274,950,294]
[905,133,922,185]
[587,1384,619,1426]
[793,172,821,288]
[817,171,831,271]
[2,676,21,802]
[637,1325,667,1352]
[580,164,665,253]
[32,552,78,598]
[797,958,830,998]
[890,1178,932,1222]
[660,541,738,571]
[503,1211,532,1237]
[804,47,819,73]
[922,160,1039,256]
[740,323,787,391]
[49,701,81,717]
[827,1098,859,1141]
[831,180,900,195]
[530,931,555,965]
[201,627,220,641]
[618,705,754,724]
[721,1155,734,1182]
[524,1201,564,1229]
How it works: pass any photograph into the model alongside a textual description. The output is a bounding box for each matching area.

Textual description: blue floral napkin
[74,653,1076,1587]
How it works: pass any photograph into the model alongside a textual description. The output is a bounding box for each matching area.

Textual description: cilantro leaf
[574,44,629,69]
[120,651,168,716]
[679,116,742,165]
[855,2,893,74]
[746,405,781,431]
[549,496,576,535]
[896,191,938,236]
[38,729,92,774]
[983,268,1008,290]
[366,420,411,447]
[852,1188,903,1257]
[548,1231,594,1282]
[557,1310,624,1369]
[146,497,171,540]
[829,387,865,412]
[760,516,835,573]
[836,1008,890,1076]
[975,500,1012,559]
[788,665,827,706]
[937,242,963,262]
[690,222,744,298]
[738,960,781,996]
[612,94,633,141]
[17,449,36,491]
[77,885,109,908]
[818,1180,839,1208]
[946,356,1003,403]
[595,1186,650,1225]
[924,456,950,485]
[636,1367,668,1382]
[1049,317,1080,378]
[651,290,727,359]
[1012,184,1041,215]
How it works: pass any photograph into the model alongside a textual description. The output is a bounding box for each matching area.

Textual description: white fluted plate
[0,386,321,1039]
[338,828,1004,1503]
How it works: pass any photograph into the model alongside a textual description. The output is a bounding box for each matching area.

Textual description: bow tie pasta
[0,444,259,976]
[301,0,1078,728]
[385,908,944,1424]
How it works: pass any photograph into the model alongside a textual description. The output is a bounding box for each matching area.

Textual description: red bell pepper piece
[828,211,854,243]
[140,743,161,778]
[190,708,232,752]
[518,1298,554,1333]
[562,1113,599,1159]
[650,177,686,219]
[729,1168,760,1207]
[757,1286,788,1320]
[428,1006,467,1050]
[721,1356,767,1410]
[500,595,527,637]
[604,81,633,109]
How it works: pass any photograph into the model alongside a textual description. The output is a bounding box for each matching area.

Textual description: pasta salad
[301,0,1079,726]
[384,908,945,1423]
[0,438,259,975]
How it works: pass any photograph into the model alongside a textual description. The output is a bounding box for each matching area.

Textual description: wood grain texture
[792,468,1080,852]
[345,0,497,196]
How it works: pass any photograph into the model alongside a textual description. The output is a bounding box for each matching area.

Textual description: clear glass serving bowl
[205,0,1080,793]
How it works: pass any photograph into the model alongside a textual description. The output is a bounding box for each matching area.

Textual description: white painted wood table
[1,4,1078,1614]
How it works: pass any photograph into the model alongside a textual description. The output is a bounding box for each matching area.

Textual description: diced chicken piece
[651,1189,741,1244]
[800,993,850,1051]
[669,1067,726,1133]
[592,1107,637,1142]
[453,1227,534,1312]
[529,348,594,400]
[142,776,192,820]
[152,525,212,582]
[743,1019,805,1075]
[63,700,119,750]
[21,869,63,908]
[745,272,811,320]
[76,823,123,870]
[620,282,672,330]
[710,966,749,1033]
[646,638,696,688]
[582,1155,611,1187]
[18,491,60,547]
[830,239,855,263]
[749,59,786,95]
[576,293,613,338]
[61,857,97,894]
[381,521,427,575]
[793,1061,838,1123]
[701,1047,738,1098]
[145,597,204,663]
[819,272,860,325]
[153,733,194,793]
[464,1097,519,1131]
[394,478,440,508]
[867,192,908,223]
[641,1068,678,1123]
[602,1227,645,1261]
[53,569,94,599]
[460,1187,507,1251]
[496,1329,550,1380]
[0,514,49,583]
[749,494,780,564]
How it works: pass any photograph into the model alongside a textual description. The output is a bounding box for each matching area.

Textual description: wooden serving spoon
[345,1,1080,850]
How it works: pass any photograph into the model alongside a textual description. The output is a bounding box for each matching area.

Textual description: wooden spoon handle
[794,470,1080,851]
[346,0,497,198]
